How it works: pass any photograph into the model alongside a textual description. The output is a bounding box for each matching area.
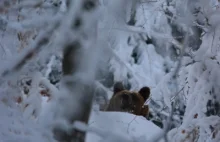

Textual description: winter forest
[0,0,220,142]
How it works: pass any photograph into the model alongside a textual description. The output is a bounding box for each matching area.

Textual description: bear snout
[122,93,130,101]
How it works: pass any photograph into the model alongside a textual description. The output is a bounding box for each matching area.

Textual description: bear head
[105,82,150,118]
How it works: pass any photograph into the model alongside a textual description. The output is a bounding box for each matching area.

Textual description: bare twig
[127,115,138,134]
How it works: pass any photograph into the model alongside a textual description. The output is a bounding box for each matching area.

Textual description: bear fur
[105,82,150,118]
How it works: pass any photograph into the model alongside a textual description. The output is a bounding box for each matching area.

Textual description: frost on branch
[166,0,220,141]
[2,0,220,141]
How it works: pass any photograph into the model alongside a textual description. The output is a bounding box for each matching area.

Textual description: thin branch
[163,28,190,142]
[12,0,52,10]
[1,21,60,77]
[7,14,62,31]
[101,25,184,50]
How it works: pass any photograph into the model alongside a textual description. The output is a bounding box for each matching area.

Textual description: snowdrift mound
[86,111,162,142]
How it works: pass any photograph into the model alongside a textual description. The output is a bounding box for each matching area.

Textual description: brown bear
[104,82,150,118]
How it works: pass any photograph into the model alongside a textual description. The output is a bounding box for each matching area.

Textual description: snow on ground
[86,110,162,142]
[0,93,53,142]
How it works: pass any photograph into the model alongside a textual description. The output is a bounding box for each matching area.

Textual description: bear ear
[139,86,150,101]
[113,82,124,94]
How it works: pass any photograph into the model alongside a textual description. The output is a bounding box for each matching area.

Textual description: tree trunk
[53,0,98,142]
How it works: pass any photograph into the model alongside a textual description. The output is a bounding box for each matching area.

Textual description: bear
[104,81,150,118]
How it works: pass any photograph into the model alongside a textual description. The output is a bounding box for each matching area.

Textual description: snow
[1,0,174,141]
[0,87,54,142]
[86,111,162,142]
[0,0,220,141]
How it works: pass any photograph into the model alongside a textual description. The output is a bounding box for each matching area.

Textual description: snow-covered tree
[1,0,220,142]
